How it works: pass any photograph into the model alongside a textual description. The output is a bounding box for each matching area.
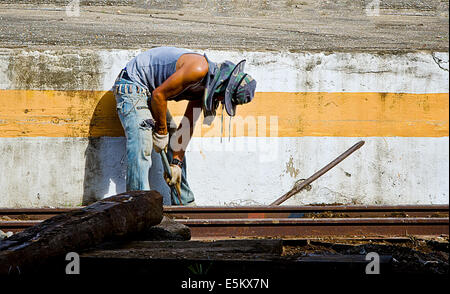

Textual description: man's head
[223,61,257,117]
[202,56,257,124]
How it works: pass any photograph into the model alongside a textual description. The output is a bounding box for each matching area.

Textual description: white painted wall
[187,137,449,205]
[98,49,449,93]
[1,136,447,207]
[0,49,448,207]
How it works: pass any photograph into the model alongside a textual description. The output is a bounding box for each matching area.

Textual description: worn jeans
[113,75,195,205]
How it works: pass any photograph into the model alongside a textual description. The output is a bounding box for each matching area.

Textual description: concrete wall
[0,48,448,207]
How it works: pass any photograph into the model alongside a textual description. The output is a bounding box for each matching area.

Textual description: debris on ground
[141,216,191,241]
[282,237,449,275]
[0,230,13,241]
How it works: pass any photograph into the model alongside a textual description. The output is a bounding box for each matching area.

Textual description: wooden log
[0,190,163,275]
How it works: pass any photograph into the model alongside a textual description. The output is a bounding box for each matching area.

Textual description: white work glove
[164,164,182,200]
[152,132,169,153]
[164,164,182,187]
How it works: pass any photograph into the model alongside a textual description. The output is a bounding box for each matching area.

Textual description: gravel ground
[0,0,448,51]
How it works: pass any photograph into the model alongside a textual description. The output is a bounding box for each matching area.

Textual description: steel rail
[0,221,38,233]
[0,208,74,220]
[1,206,448,237]
[1,205,448,220]
[164,205,449,219]
[177,217,449,239]
[1,217,448,238]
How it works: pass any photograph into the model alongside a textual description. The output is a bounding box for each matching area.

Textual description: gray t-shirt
[125,47,192,93]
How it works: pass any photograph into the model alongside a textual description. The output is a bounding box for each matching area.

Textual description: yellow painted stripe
[0,90,448,137]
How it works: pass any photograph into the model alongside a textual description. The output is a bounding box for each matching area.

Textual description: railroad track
[1,205,448,238]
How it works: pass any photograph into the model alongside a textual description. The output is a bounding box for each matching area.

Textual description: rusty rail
[164,205,449,219]
[0,208,73,220]
[1,205,448,237]
[177,217,449,239]
[1,205,447,220]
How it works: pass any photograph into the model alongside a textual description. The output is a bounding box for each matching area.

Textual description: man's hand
[153,132,169,153]
[165,164,181,186]
[164,164,182,199]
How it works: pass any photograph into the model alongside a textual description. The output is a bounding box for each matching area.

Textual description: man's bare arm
[151,55,208,134]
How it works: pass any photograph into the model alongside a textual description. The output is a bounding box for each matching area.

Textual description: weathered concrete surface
[0,190,163,275]
[0,0,448,52]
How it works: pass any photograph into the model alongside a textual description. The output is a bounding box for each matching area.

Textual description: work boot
[186,201,197,207]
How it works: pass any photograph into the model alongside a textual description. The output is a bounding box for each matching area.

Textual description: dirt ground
[0,0,448,51]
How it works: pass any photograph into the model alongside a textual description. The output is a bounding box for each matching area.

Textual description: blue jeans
[113,75,195,205]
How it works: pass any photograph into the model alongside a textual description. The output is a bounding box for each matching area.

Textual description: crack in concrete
[431,52,449,72]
